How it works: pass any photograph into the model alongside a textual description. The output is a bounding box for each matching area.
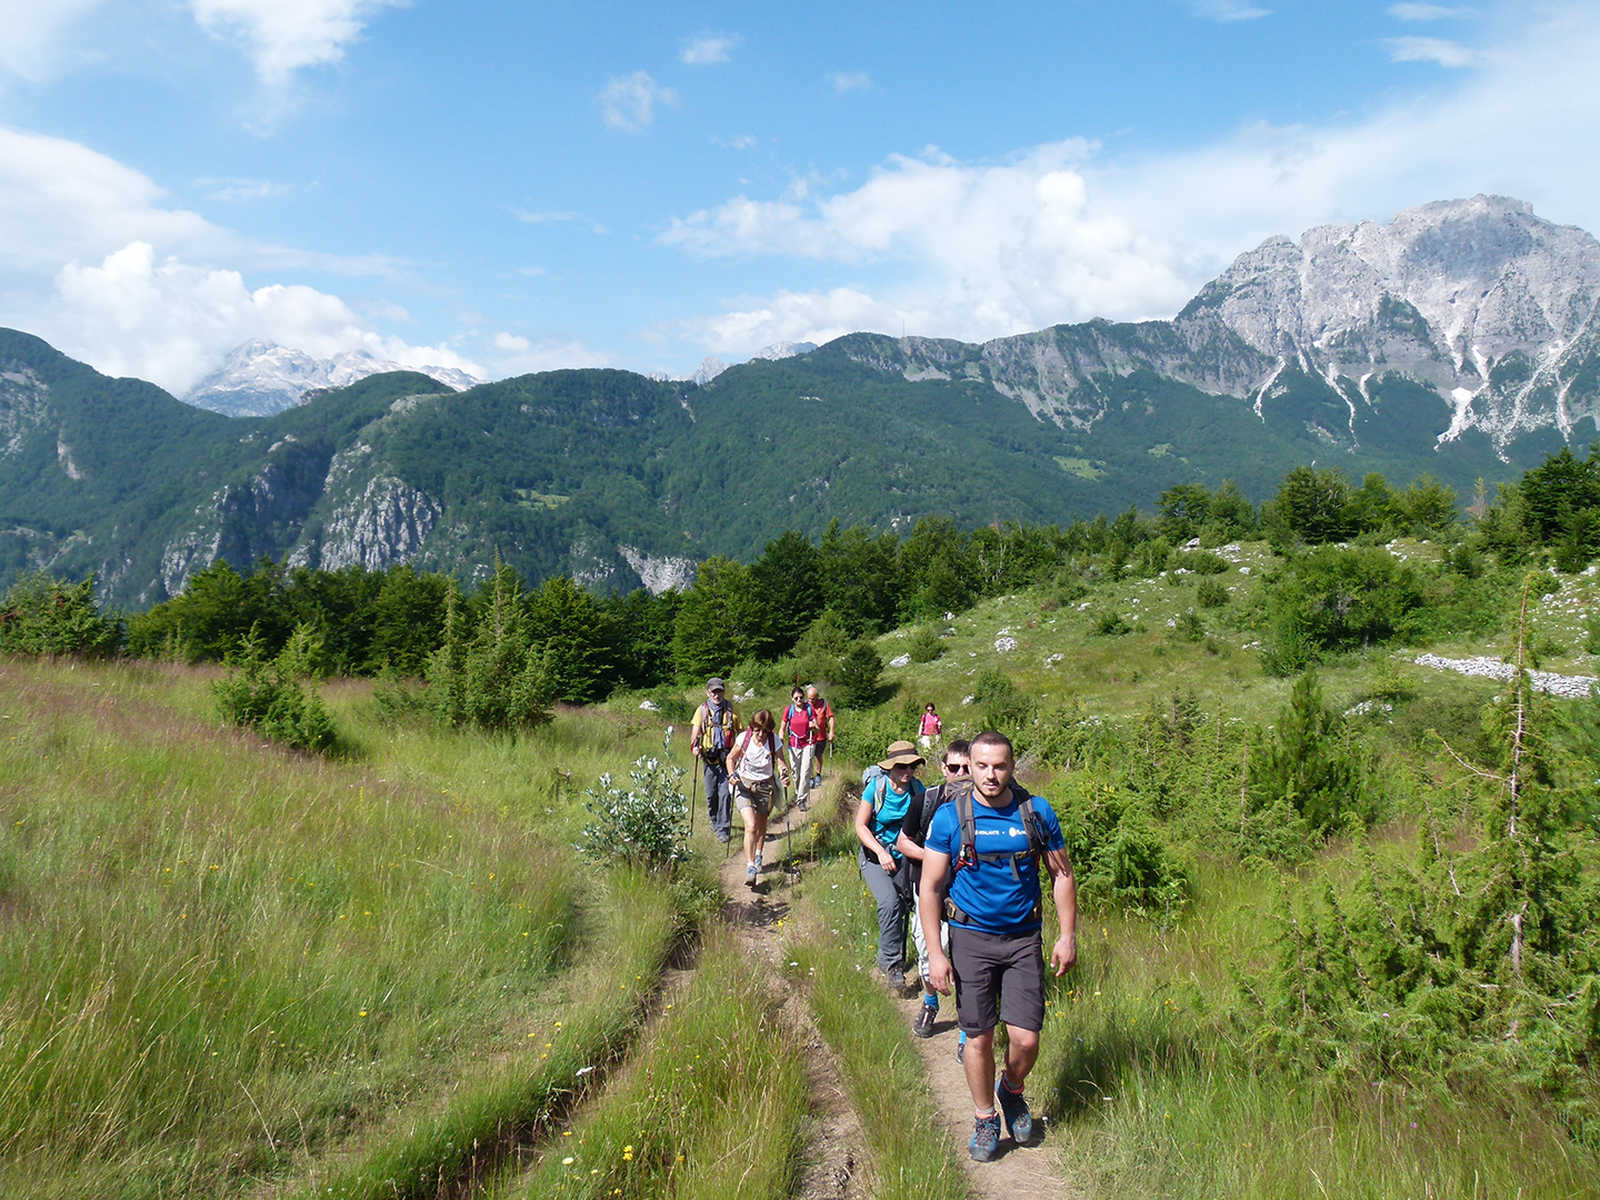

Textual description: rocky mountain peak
[184,342,480,418]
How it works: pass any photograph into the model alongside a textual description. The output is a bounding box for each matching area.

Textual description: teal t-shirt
[866,776,922,861]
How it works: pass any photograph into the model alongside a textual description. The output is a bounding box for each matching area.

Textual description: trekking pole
[689,752,699,837]
[783,775,796,876]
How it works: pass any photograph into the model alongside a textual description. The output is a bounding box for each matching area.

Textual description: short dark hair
[944,738,971,761]
[969,730,1013,759]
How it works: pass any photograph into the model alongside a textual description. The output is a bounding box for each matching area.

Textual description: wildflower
[561,1156,574,1166]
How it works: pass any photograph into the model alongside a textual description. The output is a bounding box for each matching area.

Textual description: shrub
[1244,669,1366,843]
[1261,546,1427,674]
[0,573,122,658]
[577,756,691,869]
[907,626,943,664]
[1172,609,1205,642]
[972,667,1034,746]
[1196,578,1230,608]
[424,583,552,733]
[1178,549,1230,575]
[213,626,338,754]
[836,639,884,708]
[1091,609,1131,636]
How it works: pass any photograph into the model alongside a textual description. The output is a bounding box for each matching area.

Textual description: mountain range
[1,195,1594,606]
[183,341,481,417]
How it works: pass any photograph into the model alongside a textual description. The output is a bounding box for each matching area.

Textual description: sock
[975,1107,998,1120]
[998,1070,1022,1094]
[922,994,939,1009]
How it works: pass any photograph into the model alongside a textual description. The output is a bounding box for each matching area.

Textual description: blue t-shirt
[925,791,1065,934]
[866,776,922,861]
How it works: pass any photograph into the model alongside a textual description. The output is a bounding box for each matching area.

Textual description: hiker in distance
[896,739,970,1040]
[920,731,1077,1163]
[855,739,926,993]
[918,701,942,748]
[690,677,742,844]
[727,709,790,886]
[805,684,835,766]
[783,686,820,811]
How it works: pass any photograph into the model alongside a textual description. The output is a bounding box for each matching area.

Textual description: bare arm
[855,799,895,872]
[1044,847,1078,975]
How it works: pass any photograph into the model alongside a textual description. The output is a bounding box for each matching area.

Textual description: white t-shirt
[736,730,778,782]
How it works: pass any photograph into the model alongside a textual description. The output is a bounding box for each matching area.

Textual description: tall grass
[0,659,672,1199]
[1035,861,1600,1198]
[491,928,809,1200]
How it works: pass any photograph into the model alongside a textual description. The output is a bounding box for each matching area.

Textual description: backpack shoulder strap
[1013,784,1047,857]
[952,780,976,862]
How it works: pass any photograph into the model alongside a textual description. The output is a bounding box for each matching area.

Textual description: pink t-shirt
[785,703,815,748]
[920,711,941,737]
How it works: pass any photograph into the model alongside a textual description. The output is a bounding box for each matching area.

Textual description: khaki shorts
[734,776,774,816]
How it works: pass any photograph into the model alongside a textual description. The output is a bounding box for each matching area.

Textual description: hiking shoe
[969,1112,1001,1162]
[995,1076,1034,1145]
[913,1001,938,1038]
[879,966,908,994]
[754,853,763,871]
[716,830,731,844]
[745,862,758,887]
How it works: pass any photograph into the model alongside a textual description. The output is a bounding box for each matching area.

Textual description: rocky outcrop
[290,474,441,571]
[846,196,1600,454]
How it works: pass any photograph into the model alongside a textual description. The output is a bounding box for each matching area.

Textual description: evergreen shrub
[907,626,943,664]
[213,626,338,754]
[0,573,122,658]
[1196,578,1230,608]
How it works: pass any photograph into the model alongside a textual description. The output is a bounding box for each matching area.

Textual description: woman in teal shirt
[854,740,926,992]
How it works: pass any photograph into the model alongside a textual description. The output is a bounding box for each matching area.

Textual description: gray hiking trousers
[859,848,913,975]
[703,756,733,840]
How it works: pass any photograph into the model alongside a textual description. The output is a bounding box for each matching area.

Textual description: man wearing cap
[919,730,1076,1163]
[854,740,926,992]
[690,677,742,843]
[806,684,835,763]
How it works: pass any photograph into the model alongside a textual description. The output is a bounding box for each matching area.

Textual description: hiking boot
[913,1001,938,1038]
[995,1076,1034,1146]
[879,966,908,994]
[969,1111,1001,1162]
[745,862,758,887]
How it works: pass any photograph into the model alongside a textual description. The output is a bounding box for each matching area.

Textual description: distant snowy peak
[184,341,480,417]
[688,340,820,385]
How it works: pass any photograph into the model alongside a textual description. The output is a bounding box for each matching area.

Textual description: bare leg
[962,1029,997,1111]
[1001,1025,1040,1091]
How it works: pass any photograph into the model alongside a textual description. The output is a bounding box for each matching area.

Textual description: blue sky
[1,0,1597,393]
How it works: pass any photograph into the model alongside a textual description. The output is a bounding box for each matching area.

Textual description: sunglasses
[943,762,968,773]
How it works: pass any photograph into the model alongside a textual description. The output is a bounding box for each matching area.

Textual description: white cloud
[189,0,405,85]
[713,134,759,151]
[0,0,106,81]
[1190,1,1272,21]
[828,71,872,94]
[665,5,1600,359]
[487,333,613,377]
[1383,35,1483,67]
[40,241,480,393]
[681,34,736,65]
[1389,3,1475,19]
[599,71,677,132]
[196,176,292,202]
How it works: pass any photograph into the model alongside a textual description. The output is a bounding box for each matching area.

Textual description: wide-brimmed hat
[879,740,924,770]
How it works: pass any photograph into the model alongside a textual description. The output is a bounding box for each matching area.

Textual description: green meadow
[4,527,1600,1197]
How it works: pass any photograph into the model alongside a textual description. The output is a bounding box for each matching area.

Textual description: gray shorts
[949,926,1045,1035]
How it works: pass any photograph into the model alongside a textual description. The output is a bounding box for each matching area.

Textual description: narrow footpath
[715,795,871,1200]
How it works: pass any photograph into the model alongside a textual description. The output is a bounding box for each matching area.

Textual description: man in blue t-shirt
[919,730,1077,1163]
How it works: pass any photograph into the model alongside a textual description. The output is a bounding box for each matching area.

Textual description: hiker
[805,684,835,765]
[920,730,1077,1163]
[728,709,790,886]
[896,739,969,1040]
[918,702,942,748]
[690,677,742,843]
[782,686,820,811]
[855,739,926,993]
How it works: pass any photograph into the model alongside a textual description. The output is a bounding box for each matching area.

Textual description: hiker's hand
[927,950,953,994]
[878,849,896,873]
[1050,931,1078,976]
